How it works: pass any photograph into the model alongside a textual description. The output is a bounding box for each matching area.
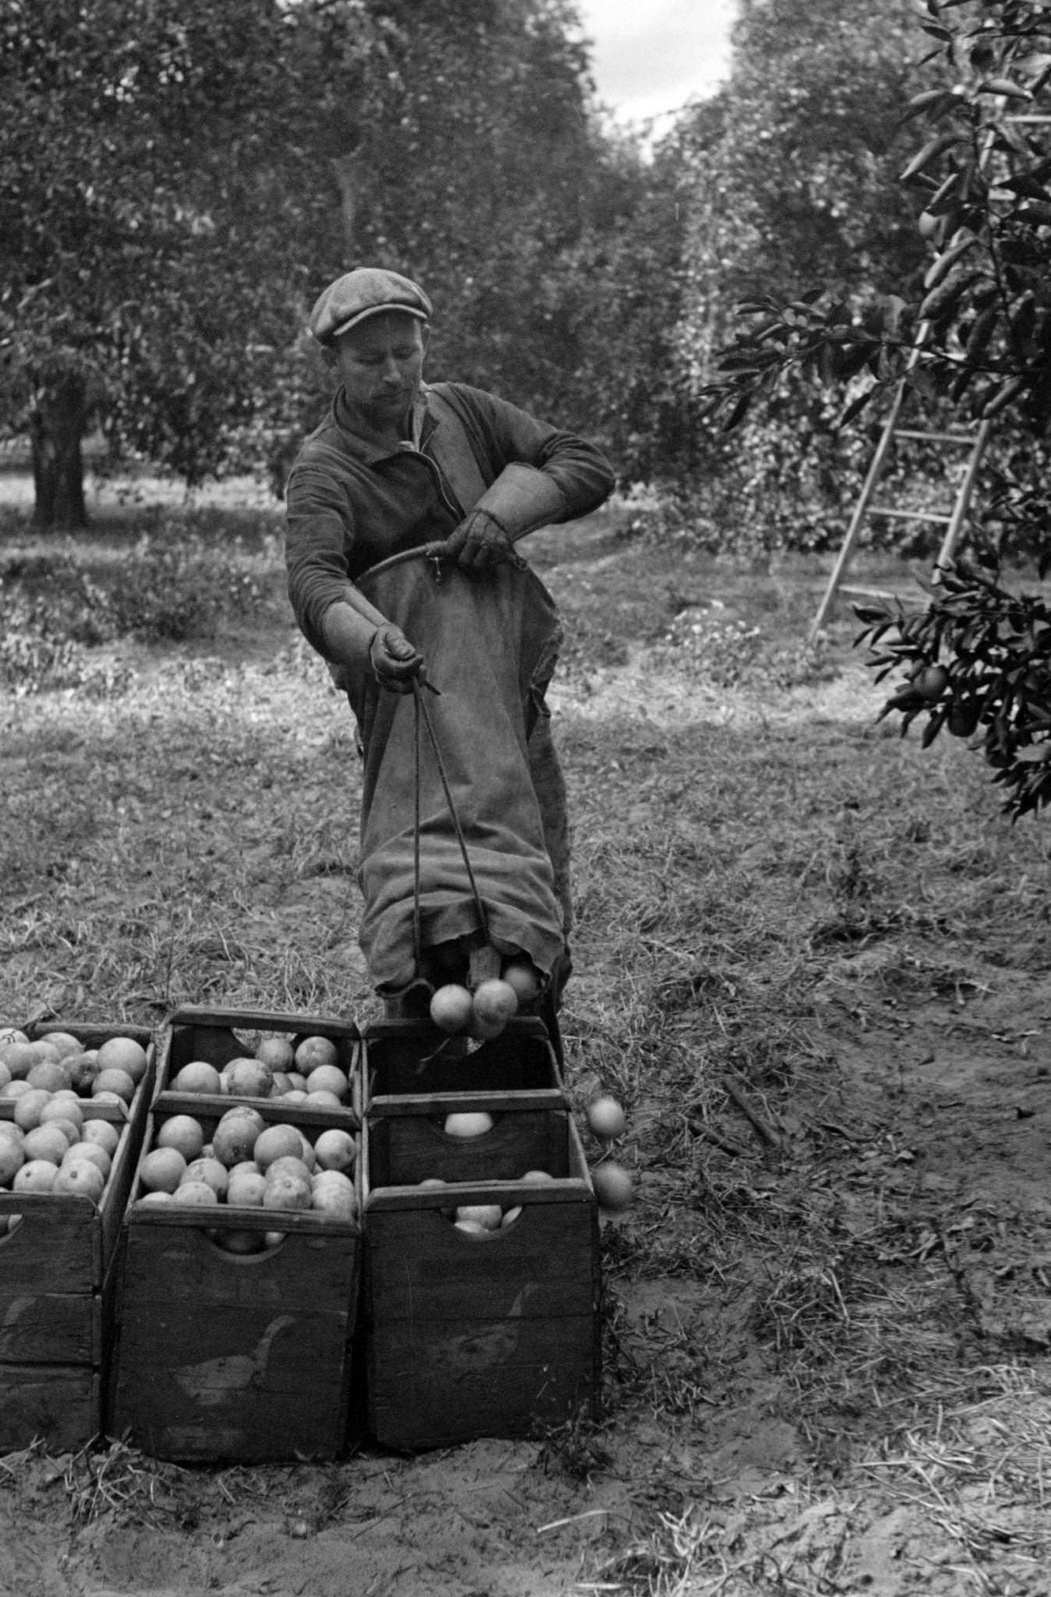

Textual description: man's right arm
[285,461,422,692]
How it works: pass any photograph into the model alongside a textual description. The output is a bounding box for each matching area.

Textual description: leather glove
[369,624,425,693]
[444,508,517,571]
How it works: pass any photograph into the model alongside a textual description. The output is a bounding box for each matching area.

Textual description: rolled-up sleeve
[454,385,615,520]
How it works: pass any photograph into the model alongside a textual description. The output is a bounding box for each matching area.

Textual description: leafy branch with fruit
[701,0,1051,815]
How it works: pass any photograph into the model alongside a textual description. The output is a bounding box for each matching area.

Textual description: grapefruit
[471,978,518,1036]
[38,1031,83,1059]
[454,1203,502,1231]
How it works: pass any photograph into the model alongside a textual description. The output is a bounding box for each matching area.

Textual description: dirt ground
[4,495,1051,1596]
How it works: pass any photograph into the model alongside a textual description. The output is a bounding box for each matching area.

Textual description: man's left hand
[444,509,515,570]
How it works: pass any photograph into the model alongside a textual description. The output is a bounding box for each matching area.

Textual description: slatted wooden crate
[363,1015,563,1106]
[362,1098,600,1450]
[109,1093,362,1463]
[0,1021,156,1452]
[155,1003,361,1118]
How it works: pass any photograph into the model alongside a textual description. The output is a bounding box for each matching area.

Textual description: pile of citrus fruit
[136,1104,359,1236]
[0,1029,150,1204]
[167,1032,354,1109]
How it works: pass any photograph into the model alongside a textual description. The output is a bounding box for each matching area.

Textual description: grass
[4,494,1051,1594]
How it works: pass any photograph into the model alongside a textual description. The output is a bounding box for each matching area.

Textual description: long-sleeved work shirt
[284,379,615,660]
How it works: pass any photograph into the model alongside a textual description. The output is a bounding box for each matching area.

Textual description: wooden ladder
[807,383,991,642]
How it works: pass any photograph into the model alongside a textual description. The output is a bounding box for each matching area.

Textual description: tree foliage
[701,0,1051,817]
[1,0,618,525]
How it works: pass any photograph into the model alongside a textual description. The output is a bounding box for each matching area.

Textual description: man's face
[328,312,427,431]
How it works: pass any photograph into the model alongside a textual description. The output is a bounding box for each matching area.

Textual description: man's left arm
[442,387,615,570]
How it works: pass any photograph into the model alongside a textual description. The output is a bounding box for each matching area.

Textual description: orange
[311,1173,358,1222]
[0,1139,25,1186]
[26,1059,72,1094]
[171,1060,223,1094]
[302,1064,348,1101]
[139,1147,187,1194]
[471,979,518,1035]
[265,1153,313,1186]
[172,1180,219,1207]
[591,1161,633,1212]
[13,1158,58,1192]
[502,960,540,1003]
[304,1088,342,1111]
[314,1128,358,1174]
[22,1124,72,1166]
[37,1115,81,1148]
[81,1118,121,1157]
[155,1114,205,1162]
[40,1093,83,1129]
[62,1140,111,1178]
[95,1036,149,1083]
[226,1169,267,1208]
[253,1123,308,1172]
[219,1057,274,1098]
[183,1156,229,1198]
[429,984,473,1034]
[212,1115,261,1168]
[13,1087,53,1132]
[294,1035,339,1076]
[53,1159,106,1201]
[91,1068,136,1104]
[262,1170,312,1211]
[38,1031,83,1059]
[255,1035,295,1072]
[586,1095,626,1140]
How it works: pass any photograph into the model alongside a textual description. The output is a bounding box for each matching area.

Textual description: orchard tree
[623,0,929,534]
[0,0,384,528]
[703,0,1051,817]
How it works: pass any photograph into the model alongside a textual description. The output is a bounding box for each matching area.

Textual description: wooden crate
[363,1016,563,1105]
[0,1021,156,1452]
[108,1098,362,1463]
[363,1104,600,1450]
[155,1004,360,1117]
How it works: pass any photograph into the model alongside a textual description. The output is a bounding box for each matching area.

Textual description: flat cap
[309,267,432,345]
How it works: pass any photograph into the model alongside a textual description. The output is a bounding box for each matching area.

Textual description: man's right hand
[369,624,425,692]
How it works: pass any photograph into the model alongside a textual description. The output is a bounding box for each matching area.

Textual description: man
[284,266,614,1013]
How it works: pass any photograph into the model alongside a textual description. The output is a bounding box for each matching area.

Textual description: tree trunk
[30,374,89,530]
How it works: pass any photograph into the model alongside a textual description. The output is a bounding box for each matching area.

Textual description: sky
[574,0,737,134]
